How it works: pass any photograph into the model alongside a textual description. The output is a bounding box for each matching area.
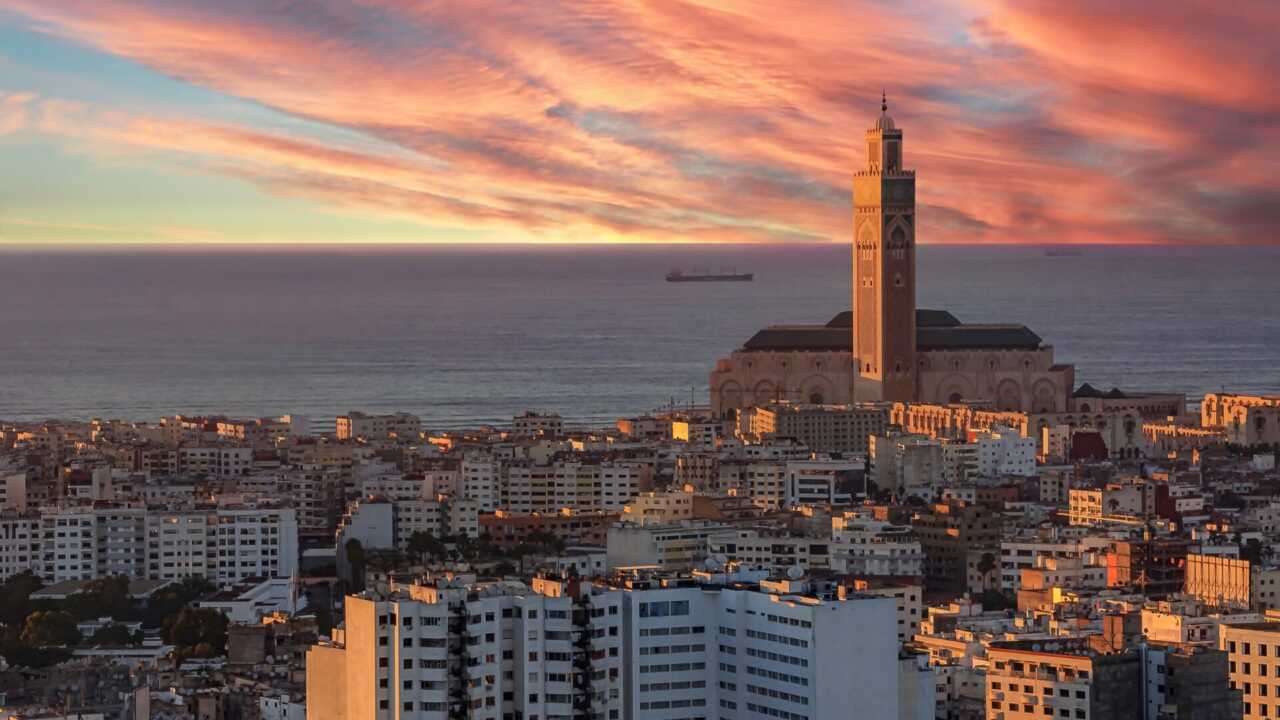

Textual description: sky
[0,0,1277,246]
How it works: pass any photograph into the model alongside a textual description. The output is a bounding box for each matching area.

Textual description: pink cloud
[4,0,1279,243]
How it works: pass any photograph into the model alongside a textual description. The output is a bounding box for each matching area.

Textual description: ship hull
[666,274,753,282]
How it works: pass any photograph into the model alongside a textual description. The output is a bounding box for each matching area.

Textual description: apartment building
[744,402,890,455]
[306,574,623,720]
[0,511,40,580]
[830,509,924,577]
[211,506,299,584]
[870,434,944,499]
[783,457,862,507]
[145,509,214,581]
[618,570,902,720]
[606,521,734,571]
[1219,622,1280,720]
[911,501,1000,593]
[705,527,832,572]
[512,411,565,438]
[986,639,1141,720]
[336,412,422,441]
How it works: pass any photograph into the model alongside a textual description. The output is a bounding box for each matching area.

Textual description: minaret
[852,92,916,402]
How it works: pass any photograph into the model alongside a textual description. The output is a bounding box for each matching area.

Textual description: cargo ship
[665,266,754,282]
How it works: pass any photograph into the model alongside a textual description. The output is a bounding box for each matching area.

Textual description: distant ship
[666,266,754,282]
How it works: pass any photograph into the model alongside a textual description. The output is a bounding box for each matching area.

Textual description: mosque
[709,97,1077,418]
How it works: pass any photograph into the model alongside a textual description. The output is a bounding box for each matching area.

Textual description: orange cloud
[4,0,1279,244]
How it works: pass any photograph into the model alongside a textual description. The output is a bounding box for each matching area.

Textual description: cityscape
[3,2,1280,720]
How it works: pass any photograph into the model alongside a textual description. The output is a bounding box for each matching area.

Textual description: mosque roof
[742,309,1043,353]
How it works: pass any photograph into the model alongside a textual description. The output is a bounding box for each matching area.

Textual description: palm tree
[976,552,998,592]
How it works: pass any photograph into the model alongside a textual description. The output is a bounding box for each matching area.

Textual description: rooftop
[742,309,1042,353]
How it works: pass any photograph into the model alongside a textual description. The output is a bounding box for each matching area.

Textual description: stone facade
[709,102,1075,419]
[1202,393,1280,448]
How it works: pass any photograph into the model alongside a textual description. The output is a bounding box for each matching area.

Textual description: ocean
[1,244,1276,427]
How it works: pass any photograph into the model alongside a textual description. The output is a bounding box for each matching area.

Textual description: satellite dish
[786,565,805,580]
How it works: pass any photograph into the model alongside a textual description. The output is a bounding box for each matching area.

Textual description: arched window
[809,392,824,404]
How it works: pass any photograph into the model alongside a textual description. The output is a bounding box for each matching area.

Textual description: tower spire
[881,89,887,114]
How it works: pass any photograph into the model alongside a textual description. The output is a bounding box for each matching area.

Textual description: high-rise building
[307,570,908,720]
[306,574,623,720]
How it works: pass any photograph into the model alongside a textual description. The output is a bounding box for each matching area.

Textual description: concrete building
[336,412,422,441]
[831,509,924,577]
[307,574,623,720]
[1202,394,1280,448]
[606,521,732,571]
[196,576,300,623]
[705,527,832,572]
[847,576,923,643]
[743,402,889,454]
[215,505,299,585]
[618,569,904,720]
[986,638,1141,720]
[0,510,40,580]
[1219,622,1280,720]
[1184,553,1280,611]
[511,411,564,438]
[870,433,943,499]
[911,501,1000,593]
[1141,641,1240,720]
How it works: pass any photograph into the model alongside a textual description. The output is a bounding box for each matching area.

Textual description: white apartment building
[746,461,787,509]
[41,508,101,582]
[214,506,299,585]
[606,521,734,571]
[783,457,862,507]
[975,426,1037,477]
[179,446,253,478]
[461,457,501,512]
[0,511,40,580]
[306,574,623,720]
[999,534,1112,591]
[706,528,832,572]
[830,510,925,577]
[145,510,213,581]
[870,435,944,499]
[620,571,902,720]
[394,498,481,546]
[336,412,422,441]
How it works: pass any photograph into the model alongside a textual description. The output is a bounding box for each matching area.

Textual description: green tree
[64,574,132,621]
[344,538,367,592]
[162,607,228,658]
[20,610,82,647]
[89,622,141,646]
[976,552,998,592]
[407,531,446,565]
[0,571,44,627]
[142,575,216,628]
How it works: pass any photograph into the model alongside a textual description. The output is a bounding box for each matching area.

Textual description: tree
[20,610,82,647]
[163,607,228,659]
[344,538,367,592]
[64,574,132,621]
[142,575,216,629]
[976,552,998,592]
[406,531,446,565]
[0,571,44,627]
[90,623,141,646]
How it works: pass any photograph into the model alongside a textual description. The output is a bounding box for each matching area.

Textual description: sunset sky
[1,1,1276,245]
